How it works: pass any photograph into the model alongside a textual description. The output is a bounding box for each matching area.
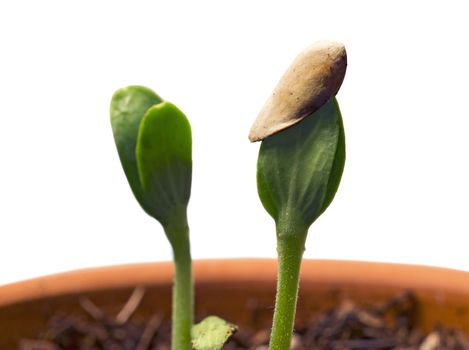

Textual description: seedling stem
[269,220,307,350]
[165,210,193,350]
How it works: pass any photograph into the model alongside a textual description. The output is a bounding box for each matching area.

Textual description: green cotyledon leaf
[110,86,162,214]
[136,102,192,226]
[192,316,237,350]
[256,97,345,233]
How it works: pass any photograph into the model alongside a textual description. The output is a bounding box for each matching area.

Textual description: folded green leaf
[136,102,192,226]
[110,86,162,213]
[192,316,237,350]
[257,97,345,233]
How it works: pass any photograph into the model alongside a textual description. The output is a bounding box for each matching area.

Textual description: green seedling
[110,86,193,350]
[257,98,345,350]
[110,86,234,350]
[250,41,347,350]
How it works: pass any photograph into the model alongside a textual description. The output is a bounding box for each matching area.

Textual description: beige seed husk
[249,41,347,142]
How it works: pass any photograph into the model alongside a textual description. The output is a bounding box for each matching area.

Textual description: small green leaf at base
[191,316,237,350]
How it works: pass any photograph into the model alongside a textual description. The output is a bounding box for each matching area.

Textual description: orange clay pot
[1,259,469,348]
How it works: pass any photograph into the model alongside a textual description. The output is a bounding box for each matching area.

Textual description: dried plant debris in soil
[232,293,469,350]
[21,291,469,350]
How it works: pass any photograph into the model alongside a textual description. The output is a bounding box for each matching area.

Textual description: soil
[19,290,469,350]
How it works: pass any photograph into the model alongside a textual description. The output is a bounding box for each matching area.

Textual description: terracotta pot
[1,259,469,348]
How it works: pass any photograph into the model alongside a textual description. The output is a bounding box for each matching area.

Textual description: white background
[1,1,468,285]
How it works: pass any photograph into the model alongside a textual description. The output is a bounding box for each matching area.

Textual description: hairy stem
[165,212,193,350]
[269,222,307,350]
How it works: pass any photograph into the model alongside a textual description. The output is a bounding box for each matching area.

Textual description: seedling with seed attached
[250,41,347,350]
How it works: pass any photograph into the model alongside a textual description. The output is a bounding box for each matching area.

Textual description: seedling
[110,87,193,350]
[250,41,347,350]
[110,87,232,350]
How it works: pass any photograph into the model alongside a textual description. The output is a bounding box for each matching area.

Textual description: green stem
[269,223,307,350]
[164,211,193,350]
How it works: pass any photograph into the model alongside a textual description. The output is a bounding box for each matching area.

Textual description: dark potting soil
[20,290,469,350]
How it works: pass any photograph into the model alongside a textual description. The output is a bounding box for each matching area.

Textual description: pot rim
[1,259,468,308]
